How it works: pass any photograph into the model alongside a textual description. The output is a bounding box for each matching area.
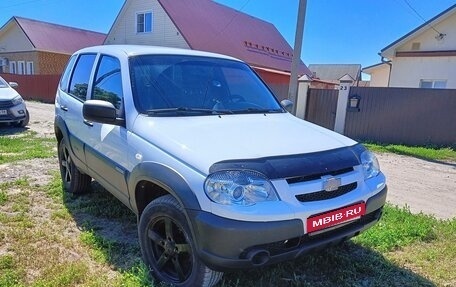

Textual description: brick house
[0,16,106,75]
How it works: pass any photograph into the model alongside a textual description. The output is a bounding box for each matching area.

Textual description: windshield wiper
[232,108,283,114]
[146,107,233,116]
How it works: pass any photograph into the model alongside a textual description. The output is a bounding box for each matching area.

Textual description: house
[362,62,391,87]
[104,0,311,100]
[0,16,106,75]
[364,4,456,89]
[307,64,364,88]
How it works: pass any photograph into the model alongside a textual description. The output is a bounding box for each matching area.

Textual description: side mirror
[280,99,293,113]
[9,82,18,88]
[83,100,124,126]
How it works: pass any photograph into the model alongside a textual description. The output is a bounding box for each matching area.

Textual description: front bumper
[189,185,387,271]
[0,102,28,123]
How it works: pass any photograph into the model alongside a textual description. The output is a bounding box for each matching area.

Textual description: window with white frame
[9,61,17,74]
[419,79,447,89]
[26,61,34,75]
[18,61,25,75]
[136,11,152,33]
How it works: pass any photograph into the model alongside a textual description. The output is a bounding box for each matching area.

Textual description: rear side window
[92,55,123,111]
[68,54,96,101]
[59,55,77,92]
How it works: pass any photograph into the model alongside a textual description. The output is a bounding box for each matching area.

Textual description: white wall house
[104,0,311,100]
[362,63,390,87]
[105,0,189,49]
[364,4,456,89]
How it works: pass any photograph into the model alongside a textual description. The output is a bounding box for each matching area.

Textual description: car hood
[0,87,18,100]
[133,113,358,175]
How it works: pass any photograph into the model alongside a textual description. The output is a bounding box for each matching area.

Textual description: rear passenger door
[84,55,130,206]
[60,54,97,166]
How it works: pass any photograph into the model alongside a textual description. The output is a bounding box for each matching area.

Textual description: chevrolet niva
[54,45,387,287]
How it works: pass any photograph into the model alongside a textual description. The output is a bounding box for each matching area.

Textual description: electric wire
[402,0,442,35]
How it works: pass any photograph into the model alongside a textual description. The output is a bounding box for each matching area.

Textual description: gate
[305,88,338,130]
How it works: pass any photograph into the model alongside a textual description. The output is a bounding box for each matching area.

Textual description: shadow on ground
[0,123,29,136]
[62,182,435,287]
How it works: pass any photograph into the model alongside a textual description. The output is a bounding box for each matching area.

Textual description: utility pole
[288,0,307,115]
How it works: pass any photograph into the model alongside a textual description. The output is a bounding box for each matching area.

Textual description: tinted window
[59,55,77,92]
[129,55,282,115]
[92,55,123,113]
[69,54,96,101]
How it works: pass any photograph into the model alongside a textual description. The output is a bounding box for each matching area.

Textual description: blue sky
[1,0,455,68]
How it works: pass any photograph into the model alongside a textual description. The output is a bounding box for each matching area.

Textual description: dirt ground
[1,101,455,219]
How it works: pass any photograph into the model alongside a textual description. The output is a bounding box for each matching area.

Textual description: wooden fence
[0,73,60,103]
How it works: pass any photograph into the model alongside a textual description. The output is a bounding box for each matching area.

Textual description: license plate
[307,202,366,233]
[0,110,7,115]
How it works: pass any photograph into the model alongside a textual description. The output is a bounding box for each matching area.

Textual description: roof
[362,62,390,74]
[156,0,310,75]
[77,44,242,61]
[10,17,106,54]
[308,64,361,81]
[381,4,456,57]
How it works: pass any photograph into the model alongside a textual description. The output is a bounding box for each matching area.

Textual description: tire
[58,139,91,194]
[12,109,30,128]
[139,195,223,287]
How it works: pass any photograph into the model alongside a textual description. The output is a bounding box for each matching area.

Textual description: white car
[0,76,29,127]
[55,45,387,287]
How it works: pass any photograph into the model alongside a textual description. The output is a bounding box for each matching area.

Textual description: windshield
[0,77,8,88]
[129,55,283,116]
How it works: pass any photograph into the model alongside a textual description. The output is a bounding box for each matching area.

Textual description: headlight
[11,95,24,106]
[361,150,380,179]
[204,170,278,206]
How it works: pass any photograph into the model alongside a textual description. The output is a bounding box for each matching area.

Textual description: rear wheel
[58,139,91,194]
[139,195,223,287]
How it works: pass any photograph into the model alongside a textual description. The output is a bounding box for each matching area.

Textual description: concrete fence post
[295,74,312,119]
[334,76,353,134]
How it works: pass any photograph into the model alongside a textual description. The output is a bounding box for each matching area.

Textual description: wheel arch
[54,115,69,144]
[129,162,201,217]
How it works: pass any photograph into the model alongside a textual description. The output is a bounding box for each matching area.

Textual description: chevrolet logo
[322,177,341,192]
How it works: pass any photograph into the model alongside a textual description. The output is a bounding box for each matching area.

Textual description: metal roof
[157,0,310,75]
[13,16,106,55]
[308,64,361,81]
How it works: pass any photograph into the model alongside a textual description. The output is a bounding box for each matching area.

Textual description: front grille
[0,100,14,108]
[287,167,354,184]
[296,182,357,202]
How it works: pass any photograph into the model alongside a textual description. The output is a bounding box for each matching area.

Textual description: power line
[211,0,251,40]
[402,0,441,34]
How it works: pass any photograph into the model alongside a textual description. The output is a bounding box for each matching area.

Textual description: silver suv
[0,76,29,127]
[54,45,387,287]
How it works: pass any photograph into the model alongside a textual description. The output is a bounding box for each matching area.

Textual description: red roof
[14,17,106,55]
[158,0,310,75]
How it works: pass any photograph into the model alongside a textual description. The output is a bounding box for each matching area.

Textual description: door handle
[60,105,68,111]
[83,119,93,127]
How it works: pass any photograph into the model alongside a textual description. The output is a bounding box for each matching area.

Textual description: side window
[92,55,123,113]
[69,54,96,101]
[59,55,77,92]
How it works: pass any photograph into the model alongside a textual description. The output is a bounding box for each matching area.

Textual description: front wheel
[139,195,223,287]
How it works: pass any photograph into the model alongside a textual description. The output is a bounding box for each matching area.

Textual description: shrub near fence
[0,73,60,103]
